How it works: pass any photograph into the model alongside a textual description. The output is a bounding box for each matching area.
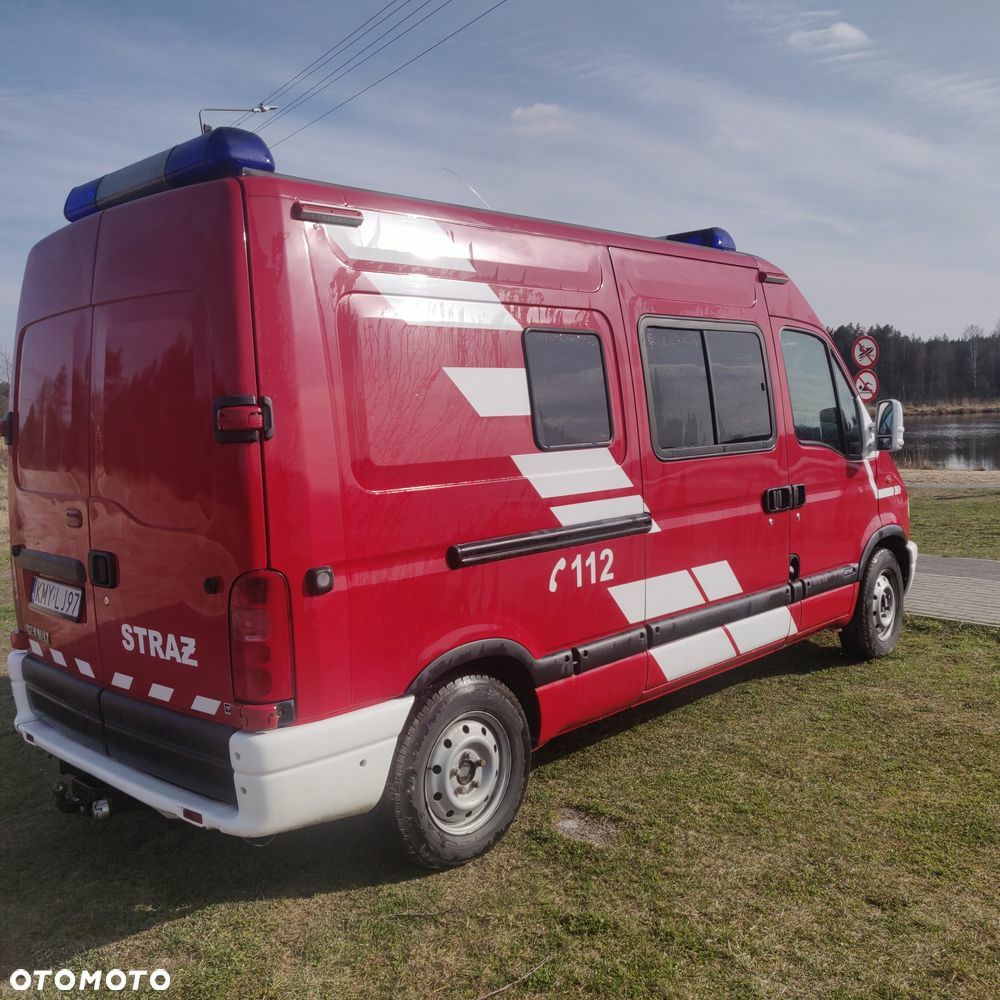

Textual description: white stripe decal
[381,295,521,331]
[646,571,707,619]
[691,561,742,601]
[111,672,133,691]
[366,272,497,301]
[726,607,796,654]
[443,367,531,417]
[191,695,221,715]
[609,570,704,624]
[549,494,659,531]
[651,628,736,683]
[512,448,633,499]
[75,659,95,678]
[325,212,476,272]
[29,639,43,657]
[148,684,173,702]
[50,649,67,667]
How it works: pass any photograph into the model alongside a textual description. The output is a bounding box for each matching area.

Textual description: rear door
[611,247,794,690]
[12,308,102,694]
[87,181,267,724]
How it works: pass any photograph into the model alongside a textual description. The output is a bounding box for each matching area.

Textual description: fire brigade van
[7,128,916,867]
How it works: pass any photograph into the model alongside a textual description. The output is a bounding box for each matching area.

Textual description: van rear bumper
[9,651,413,838]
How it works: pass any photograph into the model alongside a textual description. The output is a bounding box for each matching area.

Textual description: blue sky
[3,0,999,345]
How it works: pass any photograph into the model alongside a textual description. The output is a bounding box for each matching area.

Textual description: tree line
[829,322,1000,405]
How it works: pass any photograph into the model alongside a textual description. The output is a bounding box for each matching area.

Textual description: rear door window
[15,311,91,497]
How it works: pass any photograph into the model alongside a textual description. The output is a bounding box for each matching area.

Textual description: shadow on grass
[0,637,845,969]
[534,636,846,766]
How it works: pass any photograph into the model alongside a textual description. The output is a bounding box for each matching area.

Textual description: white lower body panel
[9,651,413,839]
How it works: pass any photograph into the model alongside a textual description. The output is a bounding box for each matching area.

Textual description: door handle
[762,486,792,513]
[88,550,118,589]
[791,484,806,508]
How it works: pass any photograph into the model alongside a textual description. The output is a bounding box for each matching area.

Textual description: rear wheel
[386,674,531,869]
[840,547,904,659]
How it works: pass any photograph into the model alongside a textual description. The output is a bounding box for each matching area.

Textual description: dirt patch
[554,808,621,846]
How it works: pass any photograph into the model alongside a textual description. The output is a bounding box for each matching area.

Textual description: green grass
[2,601,998,996]
[1,470,998,997]
[909,489,1000,559]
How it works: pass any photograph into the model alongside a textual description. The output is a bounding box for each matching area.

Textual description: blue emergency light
[662,227,737,251]
[63,127,275,222]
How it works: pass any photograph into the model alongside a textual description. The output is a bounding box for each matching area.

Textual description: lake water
[899,413,1000,470]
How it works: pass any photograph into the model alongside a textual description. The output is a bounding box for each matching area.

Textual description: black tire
[840,547,904,659]
[386,674,531,869]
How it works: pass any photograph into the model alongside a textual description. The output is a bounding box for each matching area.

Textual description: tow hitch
[52,770,132,820]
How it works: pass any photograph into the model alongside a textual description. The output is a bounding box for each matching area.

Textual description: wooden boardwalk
[907,555,1000,627]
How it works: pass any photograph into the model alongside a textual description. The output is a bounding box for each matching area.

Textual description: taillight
[229,571,294,704]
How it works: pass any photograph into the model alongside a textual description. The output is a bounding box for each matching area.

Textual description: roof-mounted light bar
[63,127,275,222]
[661,227,737,252]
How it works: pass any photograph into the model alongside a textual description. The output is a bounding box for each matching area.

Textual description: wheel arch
[860,525,911,588]
[405,639,565,747]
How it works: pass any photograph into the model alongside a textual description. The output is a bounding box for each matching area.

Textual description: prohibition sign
[854,369,879,402]
[851,335,879,368]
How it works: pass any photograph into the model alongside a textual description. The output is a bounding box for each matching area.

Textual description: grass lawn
[1,534,998,998]
[909,489,1000,560]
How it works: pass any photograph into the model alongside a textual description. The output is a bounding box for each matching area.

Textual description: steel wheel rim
[871,570,897,641]
[424,711,510,835]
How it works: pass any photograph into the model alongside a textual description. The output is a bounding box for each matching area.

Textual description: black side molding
[802,564,858,598]
[574,628,647,673]
[647,584,792,649]
[447,514,653,569]
[12,546,86,585]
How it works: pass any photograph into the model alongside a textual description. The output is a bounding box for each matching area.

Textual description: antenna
[441,167,491,209]
[199,104,278,134]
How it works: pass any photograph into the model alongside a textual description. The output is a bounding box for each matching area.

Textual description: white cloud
[788,21,872,52]
[510,102,574,136]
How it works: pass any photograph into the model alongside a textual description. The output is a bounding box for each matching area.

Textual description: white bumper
[9,651,413,838]
[906,540,919,594]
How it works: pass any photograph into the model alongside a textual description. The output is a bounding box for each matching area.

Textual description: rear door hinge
[213,395,274,444]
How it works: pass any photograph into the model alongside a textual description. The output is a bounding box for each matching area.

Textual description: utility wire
[231,0,413,127]
[271,0,510,148]
[255,0,457,134]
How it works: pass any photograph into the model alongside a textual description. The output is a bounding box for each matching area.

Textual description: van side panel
[245,179,649,726]
[243,190,354,723]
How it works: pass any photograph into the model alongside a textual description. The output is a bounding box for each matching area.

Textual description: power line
[271,0,510,149]
[231,0,414,127]
[255,0,457,134]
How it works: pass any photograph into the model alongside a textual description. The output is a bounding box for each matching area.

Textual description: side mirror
[875,399,904,452]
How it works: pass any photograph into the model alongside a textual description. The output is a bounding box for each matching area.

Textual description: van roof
[241,168,771,272]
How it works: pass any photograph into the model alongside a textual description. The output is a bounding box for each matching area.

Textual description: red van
[7,129,916,867]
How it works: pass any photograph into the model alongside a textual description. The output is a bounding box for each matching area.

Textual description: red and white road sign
[851,335,879,368]
[854,369,879,402]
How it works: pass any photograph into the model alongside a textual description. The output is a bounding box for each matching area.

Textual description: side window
[642,324,774,458]
[523,330,612,449]
[643,327,714,451]
[780,329,845,452]
[704,330,772,445]
[830,361,863,455]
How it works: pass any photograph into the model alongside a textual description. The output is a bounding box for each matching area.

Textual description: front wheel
[385,674,531,869]
[840,547,904,659]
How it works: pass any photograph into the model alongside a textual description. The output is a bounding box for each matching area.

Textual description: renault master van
[7,128,916,867]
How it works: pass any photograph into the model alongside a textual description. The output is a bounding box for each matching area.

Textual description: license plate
[30,577,83,622]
